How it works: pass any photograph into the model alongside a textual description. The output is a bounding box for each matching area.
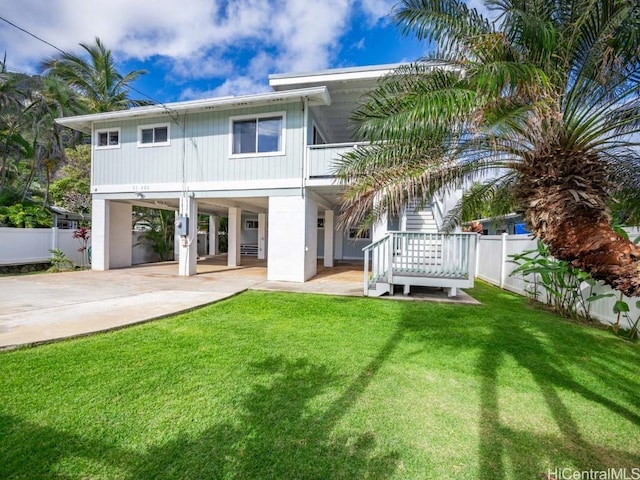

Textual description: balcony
[307,142,365,178]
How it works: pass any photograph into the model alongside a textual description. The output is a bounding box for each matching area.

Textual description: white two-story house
[57,63,475,295]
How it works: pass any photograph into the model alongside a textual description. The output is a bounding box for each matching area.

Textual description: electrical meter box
[176,216,189,236]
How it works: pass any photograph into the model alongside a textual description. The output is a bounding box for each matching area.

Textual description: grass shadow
[395,282,640,478]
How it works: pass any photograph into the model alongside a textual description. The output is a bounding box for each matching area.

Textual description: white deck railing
[363,232,477,295]
[307,142,366,178]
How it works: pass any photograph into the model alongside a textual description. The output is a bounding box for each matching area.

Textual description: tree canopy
[337,0,640,296]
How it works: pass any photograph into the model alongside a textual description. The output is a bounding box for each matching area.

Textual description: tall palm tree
[40,37,150,112]
[337,0,640,296]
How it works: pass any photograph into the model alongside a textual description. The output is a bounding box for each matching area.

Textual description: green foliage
[588,291,640,340]
[73,226,90,268]
[510,240,597,321]
[0,202,52,228]
[48,248,74,272]
[49,145,91,214]
[134,208,175,261]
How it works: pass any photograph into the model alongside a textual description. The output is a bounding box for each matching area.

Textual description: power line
[0,14,165,107]
[0,15,66,55]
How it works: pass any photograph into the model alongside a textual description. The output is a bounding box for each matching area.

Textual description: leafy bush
[48,248,74,272]
[0,203,52,228]
[510,240,597,322]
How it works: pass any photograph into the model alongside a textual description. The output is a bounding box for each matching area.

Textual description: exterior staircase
[363,232,477,298]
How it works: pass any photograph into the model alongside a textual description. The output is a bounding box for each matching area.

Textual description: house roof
[268,63,407,89]
[269,61,450,143]
[56,86,332,134]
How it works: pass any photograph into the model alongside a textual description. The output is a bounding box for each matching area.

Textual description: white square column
[174,212,180,261]
[178,195,197,276]
[109,202,132,269]
[268,195,317,282]
[209,215,219,255]
[372,209,389,242]
[323,209,335,267]
[228,207,242,267]
[91,198,109,271]
[257,212,267,260]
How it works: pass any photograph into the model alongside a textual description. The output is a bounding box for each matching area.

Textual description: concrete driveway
[0,260,268,349]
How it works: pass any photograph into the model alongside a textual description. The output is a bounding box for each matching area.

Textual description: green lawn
[1,282,638,479]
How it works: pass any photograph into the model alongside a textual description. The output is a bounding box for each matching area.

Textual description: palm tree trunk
[519,152,640,297]
[546,216,640,296]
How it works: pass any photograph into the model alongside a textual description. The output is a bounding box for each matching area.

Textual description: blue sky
[0,0,483,104]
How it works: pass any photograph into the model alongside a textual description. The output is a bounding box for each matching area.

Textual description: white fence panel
[0,227,92,267]
[476,235,503,285]
[0,228,54,264]
[476,229,640,329]
[57,229,91,266]
[503,235,538,295]
[132,231,160,265]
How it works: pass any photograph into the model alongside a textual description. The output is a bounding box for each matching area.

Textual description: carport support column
[91,198,109,271]
[109,202,132,269]
[178,195,197,276]
[258,213,266,260]
[228,207,241,267]
[209,215,219,255]
[323,210,334,267]
[268,195,316,282]
[174,212,180,261]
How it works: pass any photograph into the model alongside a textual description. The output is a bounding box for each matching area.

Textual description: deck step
[367,282,390,297]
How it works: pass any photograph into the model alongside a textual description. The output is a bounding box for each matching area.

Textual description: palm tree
[337,0,640,296]
[40,37,150,112]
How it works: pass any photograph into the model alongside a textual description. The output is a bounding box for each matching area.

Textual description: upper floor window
[138,123,170,147]
[231,112,285,156]
[95,128,120,149]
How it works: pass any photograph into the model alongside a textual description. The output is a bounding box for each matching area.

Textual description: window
[244,219,259,230]
[231,113,285,156]
[348,228,371,240]
[95,128,120,149]
[138,124,170,147]
[317,218,325,229]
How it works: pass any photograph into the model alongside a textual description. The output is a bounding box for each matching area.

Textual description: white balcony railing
[307,142,365,178]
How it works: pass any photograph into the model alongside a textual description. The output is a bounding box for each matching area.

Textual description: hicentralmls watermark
[547,468,640,480]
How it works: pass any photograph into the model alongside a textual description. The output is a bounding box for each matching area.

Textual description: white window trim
[137,123,171,148]
[95,127,121,150]
[244,219,259,230]
[229,111,286,158]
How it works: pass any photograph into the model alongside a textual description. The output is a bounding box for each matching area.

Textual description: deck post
[499,232,508,288]
[387,232,394,285]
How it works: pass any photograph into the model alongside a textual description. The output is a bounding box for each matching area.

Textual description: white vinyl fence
[0,227,90,267]
[476,230,640,330]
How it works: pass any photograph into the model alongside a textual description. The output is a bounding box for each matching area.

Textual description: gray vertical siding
[92,103,305,187]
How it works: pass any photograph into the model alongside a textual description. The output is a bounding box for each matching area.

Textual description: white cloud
[1,0,354,74]
[179,76,270,100]
[0,0,408,95]
[358,0,395,24]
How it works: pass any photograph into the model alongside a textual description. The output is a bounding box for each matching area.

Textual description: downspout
[301,97,309,198]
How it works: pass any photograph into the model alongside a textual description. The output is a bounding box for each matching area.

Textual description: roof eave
[55,86,331,133]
